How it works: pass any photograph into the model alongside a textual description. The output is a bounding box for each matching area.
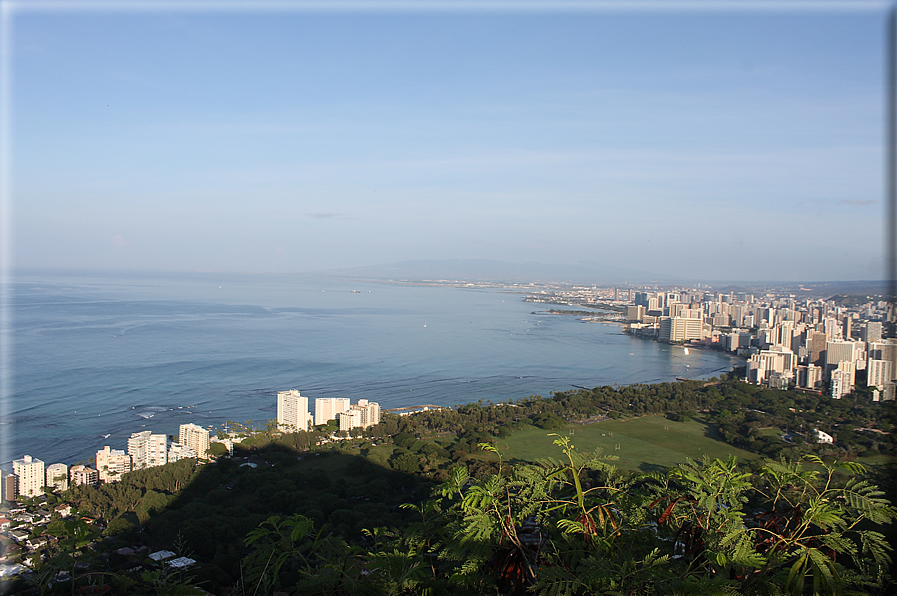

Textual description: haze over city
[6,1,888,281]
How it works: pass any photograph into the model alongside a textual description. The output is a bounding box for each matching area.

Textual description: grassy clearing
[757,427,784,438]
[496,415,759,473]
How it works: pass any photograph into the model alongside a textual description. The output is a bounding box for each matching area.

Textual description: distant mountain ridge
[309,259,682,285]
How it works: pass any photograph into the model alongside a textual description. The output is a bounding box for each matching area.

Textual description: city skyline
[4,2,890,282]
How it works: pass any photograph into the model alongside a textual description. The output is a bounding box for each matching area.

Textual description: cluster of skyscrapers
[625,289,896,400]
[2,423,211,500]
[276,390,381,433]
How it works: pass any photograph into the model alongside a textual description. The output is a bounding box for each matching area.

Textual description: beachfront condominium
[278,390,311,432]
[315,397,350,426]
[338,408,362,432]
[69,465,98,486]
[46,463,69,492]
[658,317,704,343]
[128,431,168,469]
[12,455,44,497]
[353,399,381,428]
[96,446,132,483]
[179,424,210,459]
[337,399,381,432]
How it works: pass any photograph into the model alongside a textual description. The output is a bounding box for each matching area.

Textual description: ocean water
[7,270,741,466]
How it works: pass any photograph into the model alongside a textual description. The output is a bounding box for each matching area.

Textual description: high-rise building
[797,364,823,389]
[13,455,45,497]
[278,390,310,432]
[869,340,897,381]
[338,409,362,432]
[824,317,842,340]
[773,322,795,349]
[128,431,169,469]
[807,331,827,366]
[747,346,796,386]
[315,397,351,426]
[69,465,98,486]
[337,399,381,432]
[352,399,381,428]
[627,305,646,322]
[831,366,854,399]
[45,463,68,492]
[658,317,703,343]
[867,359,893,390]
[825,340,859,374]
[864,321,883,343]
[179,424,210,459]
[96,446,131,483]
[2,472,18,501]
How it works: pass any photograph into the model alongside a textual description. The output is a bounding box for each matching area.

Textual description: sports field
[496,415,759,472]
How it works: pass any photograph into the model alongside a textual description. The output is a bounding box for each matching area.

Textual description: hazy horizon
[6,3,889,282]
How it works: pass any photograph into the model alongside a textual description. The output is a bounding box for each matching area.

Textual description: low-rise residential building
[210,437,235,454]
[168,442,196,462]
[813,429,834,444]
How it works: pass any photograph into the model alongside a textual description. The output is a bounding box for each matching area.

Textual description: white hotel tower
[277,389,311,432]
[314,397,350,426]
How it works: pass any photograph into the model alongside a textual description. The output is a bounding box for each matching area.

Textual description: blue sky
[6,3,888,281]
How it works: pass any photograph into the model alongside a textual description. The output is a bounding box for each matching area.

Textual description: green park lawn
[495,415,760,472]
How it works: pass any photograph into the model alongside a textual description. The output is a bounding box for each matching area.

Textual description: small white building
[812,429,834,444]
[210,437,235,454]
[167,442,197,463]
[168,556,196,569]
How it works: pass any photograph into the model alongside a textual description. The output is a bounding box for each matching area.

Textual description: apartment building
[178,424,210,459]
[277,390,311,432]
[69,465,99,486]
[96,446,131,483]
[315,397,350,426]
[13,455,45,497]
[128,431,168,469]
[45,463,68,492]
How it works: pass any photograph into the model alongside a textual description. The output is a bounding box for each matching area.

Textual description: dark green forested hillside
[4,377,895,595]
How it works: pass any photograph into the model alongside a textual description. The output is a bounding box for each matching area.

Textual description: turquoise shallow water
[7,270,740,466]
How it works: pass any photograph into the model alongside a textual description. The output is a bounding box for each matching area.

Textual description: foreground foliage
[240,441,895,595]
